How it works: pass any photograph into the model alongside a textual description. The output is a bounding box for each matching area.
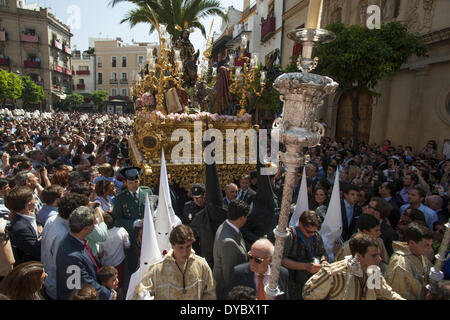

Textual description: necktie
[237,190,242,200]
[133,192,138,201]
[257,274,266,300]
[84,241,99,272]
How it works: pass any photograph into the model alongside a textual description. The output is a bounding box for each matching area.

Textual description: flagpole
[265,22,338,299]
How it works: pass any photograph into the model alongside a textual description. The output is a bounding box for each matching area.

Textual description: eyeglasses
[247,251,269,264]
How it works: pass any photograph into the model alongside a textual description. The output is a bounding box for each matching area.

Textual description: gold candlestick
[228,48,265,117]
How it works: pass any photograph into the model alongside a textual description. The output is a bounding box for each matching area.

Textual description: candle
[177,60,183,74]
[253,54,258,67]
[212,67,217,77]
[229,54,235,67]
[235,66,242,79]
[260,70,266,84]
[165,36,172,50]
[174,49,181,60]
[160,24,167,35]
[148,57,155,72]
[306,0,323,29]
[241,35,247,50]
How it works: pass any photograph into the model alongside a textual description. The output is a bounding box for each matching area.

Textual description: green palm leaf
[109,0,227,39]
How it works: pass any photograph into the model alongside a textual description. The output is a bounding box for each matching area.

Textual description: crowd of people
[0,110,449,300]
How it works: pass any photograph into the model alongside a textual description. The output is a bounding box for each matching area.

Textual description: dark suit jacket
[56,233,112,300]
[230,262,289,300]
[9,214,41,265]
[387,197,401,228]
[223,197,232,208]
[380,220,398,256]
[340,200,362,241]
[213,221,248,299]
[237,188,256,205]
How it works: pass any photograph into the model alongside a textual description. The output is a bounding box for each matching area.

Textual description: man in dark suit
[376,154,388,171]
[56,206,115,300]
[230,238,288,300]
[5,186,41,265]
[213,200,249,299]
[236,174,256,205]
[378,181,402,228]
[364,197,398,256]
[223,183,238,207]
[340,184,362,241]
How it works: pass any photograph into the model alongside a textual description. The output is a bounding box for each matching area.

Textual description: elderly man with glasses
[282,210,328,300]
[229,238,289,300]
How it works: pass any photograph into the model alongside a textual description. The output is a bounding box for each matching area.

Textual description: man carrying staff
[303,233,404,300]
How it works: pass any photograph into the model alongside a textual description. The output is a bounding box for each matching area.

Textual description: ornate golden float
[129,111,257,190]
[128,14,259,190]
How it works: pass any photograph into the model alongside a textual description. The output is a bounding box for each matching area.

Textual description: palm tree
[109,0,227,40]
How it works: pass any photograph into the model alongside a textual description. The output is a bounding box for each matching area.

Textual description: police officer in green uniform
[112,166,153,278]
[181,183,206,225]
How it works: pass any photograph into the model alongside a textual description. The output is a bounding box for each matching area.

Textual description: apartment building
[0,0,72,109]
[212,0,283,68]
[72,49,95,99]
[93,38,157,107]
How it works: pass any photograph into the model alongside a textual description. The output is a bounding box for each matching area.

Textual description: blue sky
[28,0,243,54]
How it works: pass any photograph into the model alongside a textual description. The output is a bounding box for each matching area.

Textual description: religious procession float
[129,19,268,190]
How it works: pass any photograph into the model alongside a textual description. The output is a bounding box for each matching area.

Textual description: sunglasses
[247,251,269,264]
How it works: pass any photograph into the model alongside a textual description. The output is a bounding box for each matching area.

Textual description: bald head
[426,195,443,211]
[249,238,274,275]
[251,238,274,257]
[225,183,238,201]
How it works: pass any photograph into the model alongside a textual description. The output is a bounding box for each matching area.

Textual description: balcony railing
[76,84,85,90]
[120,79,128,84]
[0,30,5,41]
[0,58,9,66]
[76,70,90,75]
[65,68,72,75]
[63,45,72,55]
[21,33,39,43]
[261,16,276,42]
[24,60,40,68]
[110,79,118,84]
[53,39,62,50]
[233,22,251,39]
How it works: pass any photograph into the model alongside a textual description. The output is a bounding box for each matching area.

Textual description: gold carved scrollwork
[130,115,257,190]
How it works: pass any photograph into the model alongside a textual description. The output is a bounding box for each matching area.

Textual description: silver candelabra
[265,27,338,299]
